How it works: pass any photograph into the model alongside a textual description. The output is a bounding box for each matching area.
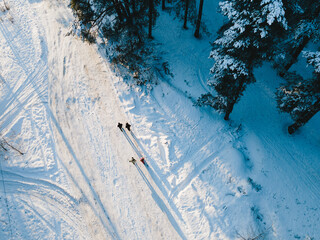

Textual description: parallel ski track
[1,170,78,211]
[169,141,228,200]
[19,198,65,239]
[0,153,13,239]
[119,125,189,234]
[254,80,320,202]
[146,84,238,201]
[0,63,48,134]
[134,160,187,240]
[0,6,120,239]
[3,181,83,237]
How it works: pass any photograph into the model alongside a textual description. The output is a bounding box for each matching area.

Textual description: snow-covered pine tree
[277,51,320,134]
[206,0,288,120]
[273,0,320,74]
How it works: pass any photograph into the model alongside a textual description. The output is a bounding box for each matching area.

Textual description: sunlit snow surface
[0,0,319,239]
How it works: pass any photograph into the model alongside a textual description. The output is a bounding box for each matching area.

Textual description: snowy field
[0,0,319,239]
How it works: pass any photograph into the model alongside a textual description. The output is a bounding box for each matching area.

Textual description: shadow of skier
[129,130,186,224]
[134,164,186,240]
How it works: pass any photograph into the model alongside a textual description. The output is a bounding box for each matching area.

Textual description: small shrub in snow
[236,225,270,240]
[247,177,262,192]
[0,138,24,155]
[236,231,266,240]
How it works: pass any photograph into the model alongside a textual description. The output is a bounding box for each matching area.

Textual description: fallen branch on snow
[2,138,24,155]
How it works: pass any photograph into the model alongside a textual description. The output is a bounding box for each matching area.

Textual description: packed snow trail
[0,0,181,239]
[44,1,181,238]
[118,123,186,239]
[1,10,120,236]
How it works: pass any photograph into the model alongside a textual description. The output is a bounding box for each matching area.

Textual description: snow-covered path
[0,0,180,239]
[0,0,90,238]
[44,1,182,238]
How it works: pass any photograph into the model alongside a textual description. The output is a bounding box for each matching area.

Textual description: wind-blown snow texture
[0,0,319,239]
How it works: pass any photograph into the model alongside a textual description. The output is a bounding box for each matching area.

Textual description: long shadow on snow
[0,22,121,238]
[45,91,121,240]
[135,164,186,240]
[130,131,171,190]
[130,132,186,225]
[0,15,123,239]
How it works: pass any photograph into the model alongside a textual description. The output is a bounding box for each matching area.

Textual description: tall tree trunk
[3,0,9,10]
[122,0,132,21]
[288,101,320,134]
[224,100,236,120]
[148,0,154,39]
[162,0,165,10]
[132,0,136,14]
[280,5,320,76]
[224,80,245,120]
[183,0,189,29]
[282,36,310,74]
[112,0,125,21]
[194,0,204,38]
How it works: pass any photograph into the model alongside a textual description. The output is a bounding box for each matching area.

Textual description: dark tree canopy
[70,0,320,133]
[277,51,320,134]
[70,0,160,84]
[273,0,320,74]
[198,0,320,132]
[70,0,158,43]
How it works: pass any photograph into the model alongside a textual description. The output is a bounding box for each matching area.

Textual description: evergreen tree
[206,0,288,120]
[277,51,320,134]
[273,0,320,74]
[70,0,96,42]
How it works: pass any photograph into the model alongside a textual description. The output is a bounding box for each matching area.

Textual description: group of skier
[118,122,145,165]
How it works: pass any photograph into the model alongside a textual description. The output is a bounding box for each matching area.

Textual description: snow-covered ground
[0,0,319,239]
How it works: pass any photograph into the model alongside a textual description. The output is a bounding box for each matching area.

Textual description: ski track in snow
[112,5,320,240]
[0,1,88,239]
[12,0,179,239]
[1,0,123,239]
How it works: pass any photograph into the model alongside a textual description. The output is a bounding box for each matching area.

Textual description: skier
[117,122,123,131]
[129,157,136,164]
[118,122,147,166]
[125,122,131,131]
